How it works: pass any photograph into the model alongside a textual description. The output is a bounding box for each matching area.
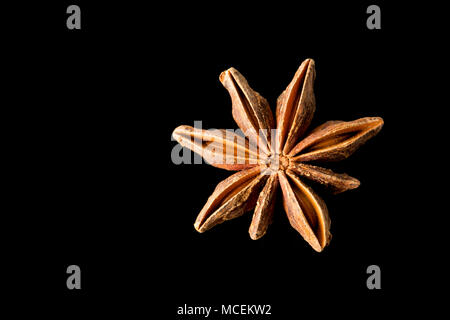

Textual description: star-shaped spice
[172,59,383,252]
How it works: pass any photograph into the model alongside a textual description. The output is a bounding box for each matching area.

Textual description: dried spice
[172,59,383,251]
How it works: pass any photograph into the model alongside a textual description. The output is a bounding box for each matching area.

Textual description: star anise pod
[172,59,383,252]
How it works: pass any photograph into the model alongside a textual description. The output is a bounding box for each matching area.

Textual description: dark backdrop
[5,1,435,317]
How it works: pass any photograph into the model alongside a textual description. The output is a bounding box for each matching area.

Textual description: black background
[4,1,441,317]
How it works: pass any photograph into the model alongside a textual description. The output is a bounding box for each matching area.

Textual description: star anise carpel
[172,59,383,252]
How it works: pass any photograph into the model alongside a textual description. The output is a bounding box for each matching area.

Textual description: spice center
[267,153,290,172]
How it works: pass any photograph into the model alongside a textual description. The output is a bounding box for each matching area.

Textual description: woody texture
[172,59,383,252]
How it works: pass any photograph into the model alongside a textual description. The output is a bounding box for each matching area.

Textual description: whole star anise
[172,59,383,251]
